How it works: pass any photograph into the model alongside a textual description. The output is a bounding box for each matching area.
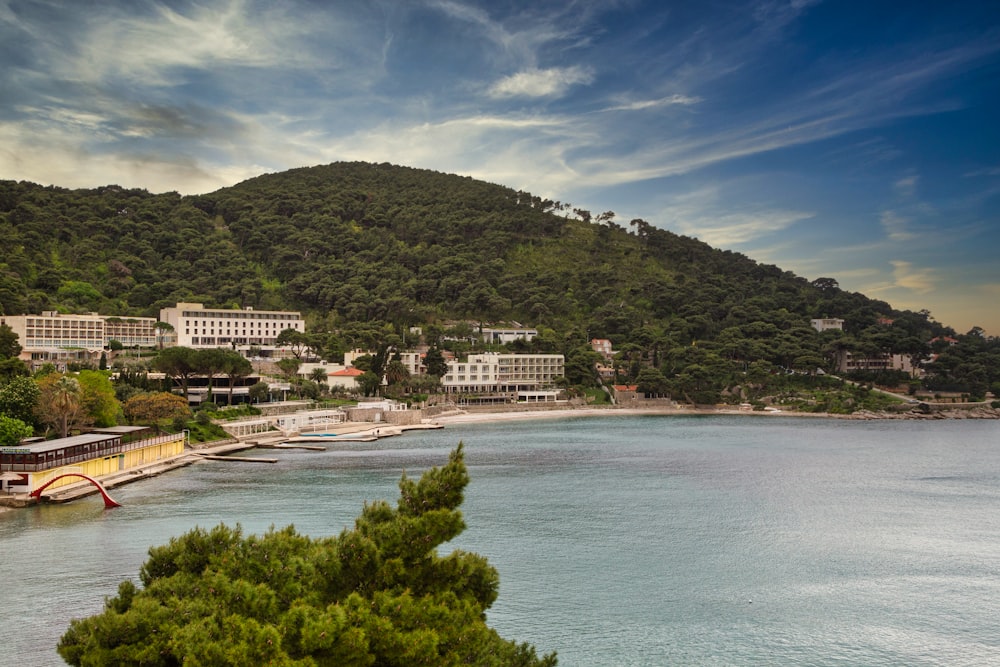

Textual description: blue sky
[2,0,998,334]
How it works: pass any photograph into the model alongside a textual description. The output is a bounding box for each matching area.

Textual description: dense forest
[1,162,998,403]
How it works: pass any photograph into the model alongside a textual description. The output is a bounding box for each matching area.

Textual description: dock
[198,454,278,463]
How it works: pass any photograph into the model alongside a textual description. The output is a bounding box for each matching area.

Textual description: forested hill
[0,161,947,351]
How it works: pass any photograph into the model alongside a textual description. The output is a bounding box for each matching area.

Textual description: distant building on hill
[479,326,538,344]
[810,318,845,332]
[159,302,305,357]
[590,338,614,360]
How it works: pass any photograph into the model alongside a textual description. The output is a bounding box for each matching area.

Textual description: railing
[1,433,185,473]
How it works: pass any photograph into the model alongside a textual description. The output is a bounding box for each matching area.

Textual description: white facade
[342,350,425,376]
[2,312,105,368]
[442,352,564,393]
[480,327,538,344]
[101,316,158,348]
[837,351,915,375]
[159,302,305,352]
[590,338,614,359]
[811,318,845,332]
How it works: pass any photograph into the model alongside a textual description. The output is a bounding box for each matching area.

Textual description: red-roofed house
[329,367,365,391]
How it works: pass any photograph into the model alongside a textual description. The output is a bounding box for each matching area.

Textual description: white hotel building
[158,302,305,355]
[441,352,564,394]
[1,311,157,369]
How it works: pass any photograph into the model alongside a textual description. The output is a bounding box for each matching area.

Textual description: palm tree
[52,375,81,438]
[308,367,329,396]
[384,359,411,391]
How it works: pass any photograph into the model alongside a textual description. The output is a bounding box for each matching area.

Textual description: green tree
[221,350,253,405]
[0,323,28,380]
[357,370,382,397]
[77,370,120,427]
[58,445,557,666]
[424,345,448,378]
[0,375,40,424]
[35,374,85,437]
[276,357,302,381]
[307,367,329,395]
[635,367,669,397]
[248,381,270,404]
[0,414,33,446]
[153,346,199,399]
[123,392,192,433]
[194,348,230,404]
[384,359,411,388]
[276,327,309,359]
[0,323,22,359]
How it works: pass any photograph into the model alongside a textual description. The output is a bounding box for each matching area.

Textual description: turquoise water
[3,415,999,665]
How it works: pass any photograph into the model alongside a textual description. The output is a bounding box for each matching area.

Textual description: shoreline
[3,402,996,512]
[429,402,1000,425]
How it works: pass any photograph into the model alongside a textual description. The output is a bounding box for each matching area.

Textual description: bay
[2,415,999,666]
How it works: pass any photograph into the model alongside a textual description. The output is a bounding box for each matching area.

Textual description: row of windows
[189,337,274,345]
[180,311,300,320]
[26,339,103,348]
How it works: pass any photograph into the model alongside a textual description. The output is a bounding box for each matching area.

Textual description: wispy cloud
[487,66,594,98]
[893,174,919,198]
[601,94,703,112]
[890,260,936,293]
[651,185,814,247]
[880,210,913,241]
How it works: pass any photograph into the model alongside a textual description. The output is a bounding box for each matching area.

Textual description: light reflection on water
[2,415,1000,666]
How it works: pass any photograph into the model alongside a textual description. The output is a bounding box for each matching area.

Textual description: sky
[1,1,999,335]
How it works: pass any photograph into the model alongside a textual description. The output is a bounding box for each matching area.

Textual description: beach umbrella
[0,471,22,493]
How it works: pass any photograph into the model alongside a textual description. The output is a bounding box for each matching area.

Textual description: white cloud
[880,210,913,240]
[602,94,703,112]
[487,66,594,99]
[650,185,814,247]
[890,260,936,293]
[893,174,919,197]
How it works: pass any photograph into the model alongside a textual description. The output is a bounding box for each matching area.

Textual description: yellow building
[0,426,186,495]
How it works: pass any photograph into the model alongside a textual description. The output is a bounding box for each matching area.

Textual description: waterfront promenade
[0,419,446,510]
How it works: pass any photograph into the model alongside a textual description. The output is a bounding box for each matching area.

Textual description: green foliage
[76,370,120,427]
[0,414,33,446]
[123,391,191,432]
[184,420,230,443]
[58,445,557,666]
[0,374,40,424]
[423,346,448,378]
[35,373,85,438]
[0,323,22,359]
[0,163,981,403]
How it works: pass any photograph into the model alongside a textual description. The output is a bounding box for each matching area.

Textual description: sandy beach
[428,403,829,425]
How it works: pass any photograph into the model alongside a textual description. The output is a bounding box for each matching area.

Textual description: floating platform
[199,455,278,463]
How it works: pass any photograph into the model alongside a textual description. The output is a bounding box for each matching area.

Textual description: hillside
[0,162,930,331]
[6,161,993,402]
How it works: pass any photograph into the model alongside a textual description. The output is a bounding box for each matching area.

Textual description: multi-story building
[159,302,305,355]
[441,352,564,394]
[101,316,158,348]
[590,338,614,360]
[1,311,105,369]
[836,351,916,375]
[479,327,538,345]
[810,318,845,332]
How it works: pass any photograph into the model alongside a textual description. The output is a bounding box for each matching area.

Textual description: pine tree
[58,444,557,666]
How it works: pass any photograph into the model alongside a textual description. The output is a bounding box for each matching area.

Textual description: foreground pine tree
[58,444,556,666]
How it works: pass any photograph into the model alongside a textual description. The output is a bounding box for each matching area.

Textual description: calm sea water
[2,415,999,666]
